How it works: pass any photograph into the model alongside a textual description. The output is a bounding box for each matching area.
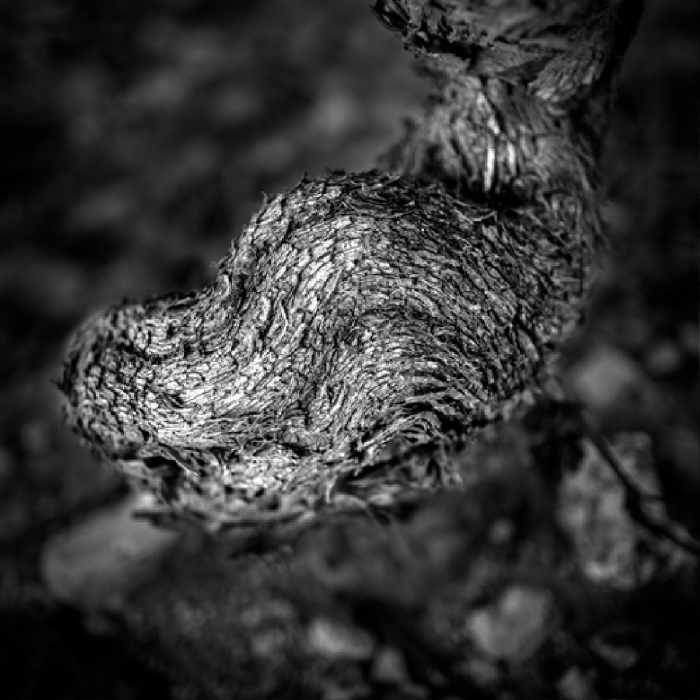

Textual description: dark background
[0,0,697,697]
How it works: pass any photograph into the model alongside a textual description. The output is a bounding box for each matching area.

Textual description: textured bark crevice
[60,0,644,529]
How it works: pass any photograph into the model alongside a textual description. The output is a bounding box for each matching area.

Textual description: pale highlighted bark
[60,0,645,529]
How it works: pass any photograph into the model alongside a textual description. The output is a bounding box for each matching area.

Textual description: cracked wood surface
[60,0,643,528]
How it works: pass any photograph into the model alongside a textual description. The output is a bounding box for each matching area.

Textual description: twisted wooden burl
[59,0,644,528]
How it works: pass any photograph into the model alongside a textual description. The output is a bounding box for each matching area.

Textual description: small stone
[564,344,652,430]
[307,617,375,661]
[467,586,552,660]
[644,341,682,376]
[588,631,642,670]
[40,492,181,612]
[558,667,599,700]
[488,518,514,545]
[371,646,408,684]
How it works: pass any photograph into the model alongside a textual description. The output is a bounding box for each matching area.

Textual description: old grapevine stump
[60,0,644,529]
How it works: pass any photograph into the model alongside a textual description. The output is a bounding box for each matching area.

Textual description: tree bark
[59,0,644,529]
[48,4,700,698]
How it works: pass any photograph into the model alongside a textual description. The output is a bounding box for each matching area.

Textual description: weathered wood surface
[50,2,700,699]
[60,0,640,529]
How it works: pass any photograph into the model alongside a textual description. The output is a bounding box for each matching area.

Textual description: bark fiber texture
[61,0,643,529]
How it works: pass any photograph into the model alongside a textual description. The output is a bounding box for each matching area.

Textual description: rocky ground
[0,0,697,697]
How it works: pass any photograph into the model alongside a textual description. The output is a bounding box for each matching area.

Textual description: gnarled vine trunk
[60,0,644,528]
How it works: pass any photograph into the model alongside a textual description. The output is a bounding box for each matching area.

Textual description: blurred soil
[0,0,697,697]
